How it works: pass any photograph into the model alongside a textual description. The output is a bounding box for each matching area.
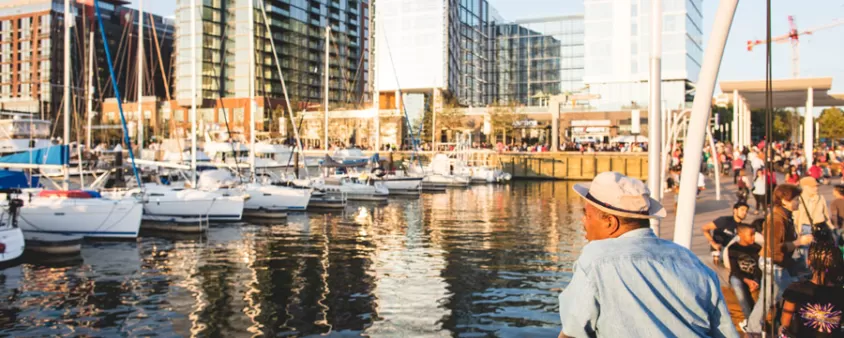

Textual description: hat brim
[573,183,667,219]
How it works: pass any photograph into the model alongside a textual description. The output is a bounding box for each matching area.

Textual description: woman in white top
[751,168,767,215]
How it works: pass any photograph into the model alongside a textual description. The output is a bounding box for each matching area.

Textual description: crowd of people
[690,140,844,337]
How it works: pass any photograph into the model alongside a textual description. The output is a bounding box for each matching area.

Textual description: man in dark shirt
[701,202,749,265]
[726,223,762,319]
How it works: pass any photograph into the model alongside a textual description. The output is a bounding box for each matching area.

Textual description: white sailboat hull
[18,197,143,239]
[240,183,311,212]
[0,227,24,262]
[141,187,245,222]
[382,177,422,194]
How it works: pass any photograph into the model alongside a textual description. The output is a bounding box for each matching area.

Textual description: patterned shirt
[558,228,738,337]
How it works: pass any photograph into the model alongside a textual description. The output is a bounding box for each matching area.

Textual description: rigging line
[98,15,132,104]
[328,32,353,105]
[258,0,308,178]
[93,0,143,188]
[380,28,424,171]
[763,0,775,334]
[203,19,243,180]
[149,13,183,162]
[145,16,157,96]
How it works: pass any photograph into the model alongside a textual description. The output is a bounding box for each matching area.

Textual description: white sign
[631,110,641,134]
[571,120,611,127]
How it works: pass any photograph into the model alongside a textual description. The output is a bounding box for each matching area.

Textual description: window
[631,22,638,35]
[631,4,638,17]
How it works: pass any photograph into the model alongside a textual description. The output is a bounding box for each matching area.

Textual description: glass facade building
[175,0,370,108]
[487,15,585,106]
[583,0,703,111]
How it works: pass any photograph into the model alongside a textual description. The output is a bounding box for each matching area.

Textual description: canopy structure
[719,77,844,164]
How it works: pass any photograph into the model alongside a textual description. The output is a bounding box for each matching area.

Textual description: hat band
[585,192,650,216]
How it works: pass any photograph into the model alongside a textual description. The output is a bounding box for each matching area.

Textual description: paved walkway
[657,171,839,331]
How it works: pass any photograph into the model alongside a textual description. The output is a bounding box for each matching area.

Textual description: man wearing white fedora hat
[558,172,738,337]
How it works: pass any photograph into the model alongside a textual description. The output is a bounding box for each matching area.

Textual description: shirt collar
[618,227,656,239]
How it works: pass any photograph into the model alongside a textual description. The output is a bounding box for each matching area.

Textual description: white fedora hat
[573,172,667,219]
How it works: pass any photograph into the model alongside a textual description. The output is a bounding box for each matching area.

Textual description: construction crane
[747,16,844,78]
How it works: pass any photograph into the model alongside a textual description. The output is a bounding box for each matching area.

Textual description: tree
[750,108,799,142]
[818,107,844,141]
[489,101,520,142]
[437,99,465,133]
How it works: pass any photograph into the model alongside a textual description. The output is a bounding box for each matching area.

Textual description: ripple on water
[0,181,585,337]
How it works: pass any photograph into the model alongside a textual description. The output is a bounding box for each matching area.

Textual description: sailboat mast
[63,0,71,190]
[137,0,144,150]
[324,26,330,152]
[190,0,198,185]
[248,0,256,182]
[87,31,94,150]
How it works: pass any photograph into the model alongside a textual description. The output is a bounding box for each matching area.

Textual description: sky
[131,0,844,93]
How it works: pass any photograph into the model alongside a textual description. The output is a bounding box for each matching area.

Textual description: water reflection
[0,181,585,337]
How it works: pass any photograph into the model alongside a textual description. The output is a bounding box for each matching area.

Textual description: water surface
[0,181,586,337]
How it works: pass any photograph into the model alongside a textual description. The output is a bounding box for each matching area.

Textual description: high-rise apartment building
[583,0,703,110]
[374,0,489,106]
[0,0,174,119]
[488,15,585,106]
[174,0,370,109]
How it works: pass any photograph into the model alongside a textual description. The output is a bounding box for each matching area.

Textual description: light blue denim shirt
[558,228,739,338]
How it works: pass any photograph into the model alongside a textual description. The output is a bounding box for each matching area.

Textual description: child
[725,222,762,319]
[779,241,844,337]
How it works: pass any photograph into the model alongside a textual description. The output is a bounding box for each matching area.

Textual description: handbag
[799,196,834,243]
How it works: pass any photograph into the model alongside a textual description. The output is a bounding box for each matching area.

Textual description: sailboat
[0,185,26,263]
[13,0,144,240]
[119,0,244,230]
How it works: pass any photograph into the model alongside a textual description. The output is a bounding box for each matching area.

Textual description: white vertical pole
[324,26,331,152]
[137,0,144,151]
[732,90,738,146]
[745,100,751,147]
[248,0,256,181]
[674,0,738,249]
[707,123,720,200]
[190,0,198,186]
[805,87,814,165]
[648,0,663,234]
[87,31,94,150]
[736,98,747,147]
[63,0,71,190]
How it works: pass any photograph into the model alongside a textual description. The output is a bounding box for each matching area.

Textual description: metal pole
[324,26,330,152]
[190,0,198,186]
[137,0,144,151]
[707,122,721,200]
[87,31,94,150]
[648,0,663,234]
[804,87,814,165]
[257,0,307,178]
[674,0,738,248]
[63,0,71,190]
[248,0,256,181]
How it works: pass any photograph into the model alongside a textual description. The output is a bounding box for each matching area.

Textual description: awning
[720,77,844,109]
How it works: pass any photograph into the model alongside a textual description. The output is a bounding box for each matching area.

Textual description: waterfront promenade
[657,172,838,330]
